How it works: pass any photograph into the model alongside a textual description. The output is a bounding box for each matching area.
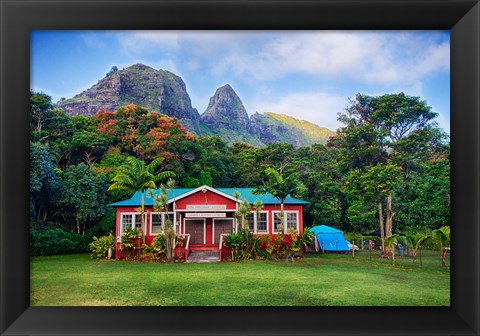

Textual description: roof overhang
[167,185,241,204]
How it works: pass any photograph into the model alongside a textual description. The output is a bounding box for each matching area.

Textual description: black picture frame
[1,0,479,335]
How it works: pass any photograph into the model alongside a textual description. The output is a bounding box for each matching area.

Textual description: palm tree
[253,167,304,234]
[432,226,450,268]
[108,156,175,244]
[152,180,176,262]
[253,199,264,231]
[384,234,400,267]
[405,233,431,264]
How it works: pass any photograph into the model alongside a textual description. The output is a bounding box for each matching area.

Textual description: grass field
[30,250,450,306]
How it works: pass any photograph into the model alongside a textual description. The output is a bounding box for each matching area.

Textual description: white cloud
[214,31,449,87]
[109,31,449,90]
[251,92,348,131]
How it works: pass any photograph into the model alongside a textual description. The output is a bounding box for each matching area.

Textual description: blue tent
[310,225,350,252]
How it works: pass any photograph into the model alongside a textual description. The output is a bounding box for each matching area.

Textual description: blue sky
[31,30,450,133]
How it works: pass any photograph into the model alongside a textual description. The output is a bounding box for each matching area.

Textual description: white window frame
[149,212,174,235]
[256,211,269,234]
[242,211,269,234]
[118,212,144,242]
[272,210,299,234]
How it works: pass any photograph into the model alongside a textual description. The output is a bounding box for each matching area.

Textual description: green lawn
[30,250,450,306]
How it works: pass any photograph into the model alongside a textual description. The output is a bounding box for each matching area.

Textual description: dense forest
[30,91,450,255]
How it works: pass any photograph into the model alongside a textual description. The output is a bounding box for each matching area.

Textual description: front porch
[189,244,220,251]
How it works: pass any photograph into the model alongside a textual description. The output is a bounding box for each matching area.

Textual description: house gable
[175,186,238,211]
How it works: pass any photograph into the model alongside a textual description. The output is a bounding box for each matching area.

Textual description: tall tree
[108,156,175,243]
[152,179,176,261]
[254,167,304,233]
[30,91,54,136]
[57,163,108,234]
[336,92,447,235]
[30,142,61,223]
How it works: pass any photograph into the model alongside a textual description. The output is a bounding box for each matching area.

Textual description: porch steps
[187,250,220,263]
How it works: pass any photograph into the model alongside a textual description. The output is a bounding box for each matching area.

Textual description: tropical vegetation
[29,91,450,259]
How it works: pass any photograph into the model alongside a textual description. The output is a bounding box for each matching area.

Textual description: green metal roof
[109,187,309,207]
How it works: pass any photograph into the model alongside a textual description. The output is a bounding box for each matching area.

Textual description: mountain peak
[201,84,250,132]
[218,83,234,91]
[127,63,154,71]
[56,63,201,133]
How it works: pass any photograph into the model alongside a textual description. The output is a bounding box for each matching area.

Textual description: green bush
[30,228,90,256]
[141,235,166,256]
[343,232,363,246]
[89,233,115,259]
[222,228,313,261]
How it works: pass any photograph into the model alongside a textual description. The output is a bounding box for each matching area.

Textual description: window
[120,213,142,235]
[245,213,254,231]
[272,211,299,233]
[134,214,142,229]
[286,212,298,231]
[149,212,174,235]
[151,214,163,234]
[121,214,132,234]
[243,211,269,233]
[257,212,268,233]
[273,212,283,233]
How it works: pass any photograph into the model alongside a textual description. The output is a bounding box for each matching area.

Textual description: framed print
[1,0,479,335]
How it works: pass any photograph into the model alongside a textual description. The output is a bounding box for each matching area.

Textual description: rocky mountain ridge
[56,63,335,146]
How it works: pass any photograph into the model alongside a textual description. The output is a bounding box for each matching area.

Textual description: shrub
[141,235,166,256]
[222,231,243,261]
[343,232,363,246]
[30,228,89,256]
[89,233,115,259]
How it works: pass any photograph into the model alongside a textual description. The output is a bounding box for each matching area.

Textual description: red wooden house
[110,185,309,259]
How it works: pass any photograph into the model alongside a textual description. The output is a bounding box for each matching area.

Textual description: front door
[213,218,234,244]
[185,219,205,245]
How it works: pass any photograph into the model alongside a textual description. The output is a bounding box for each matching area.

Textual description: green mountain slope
[250,112,334,146]
[55,63,335,147]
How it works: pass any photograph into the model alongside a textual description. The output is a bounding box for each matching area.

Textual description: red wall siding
[175,190,237,210]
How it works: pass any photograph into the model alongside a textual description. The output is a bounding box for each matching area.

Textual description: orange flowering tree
[94,104,200,185]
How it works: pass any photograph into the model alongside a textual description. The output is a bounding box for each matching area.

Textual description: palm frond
[147,157,166,172]
[156,171,175,182]
[416,235,431,250]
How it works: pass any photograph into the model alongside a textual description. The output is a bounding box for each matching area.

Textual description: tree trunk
[280,201,285,234]
[441,249,447,268]
[76,217,81,235]
[378,203,385,253]
[385,195,395,238]
[392,245,396,267]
